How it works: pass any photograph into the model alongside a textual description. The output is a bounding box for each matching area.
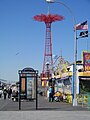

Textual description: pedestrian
[52,85,54,102]
[3,88,7,100]
[0,89,3,98]
[8,87,12,99]
[48,85,54,102]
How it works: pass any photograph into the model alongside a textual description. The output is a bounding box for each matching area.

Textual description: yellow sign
[85,66,90,71]
[79,71,90,76]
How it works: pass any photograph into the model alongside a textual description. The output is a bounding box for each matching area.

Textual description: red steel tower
[34,13,64,81]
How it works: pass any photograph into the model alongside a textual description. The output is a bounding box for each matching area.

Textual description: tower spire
[47,4,50,14]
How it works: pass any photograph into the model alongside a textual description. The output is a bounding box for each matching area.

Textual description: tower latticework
[34,13,64,81]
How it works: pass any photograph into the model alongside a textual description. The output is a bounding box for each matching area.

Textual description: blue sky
[0,0,90,82]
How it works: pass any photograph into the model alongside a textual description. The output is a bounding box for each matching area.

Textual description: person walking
[0,89,3,98]
[3,88,7,100]
[8,87,12,99]
[48,85,54,102]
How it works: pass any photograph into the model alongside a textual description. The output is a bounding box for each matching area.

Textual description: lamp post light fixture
[45,0,56,3]
[45,0,78,106]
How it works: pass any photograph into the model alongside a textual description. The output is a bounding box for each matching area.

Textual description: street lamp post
[45,0,77,106]
[46,62,50,85]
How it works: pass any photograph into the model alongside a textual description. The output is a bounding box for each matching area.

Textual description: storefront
[79,71,90,93]
[54,75,72,94]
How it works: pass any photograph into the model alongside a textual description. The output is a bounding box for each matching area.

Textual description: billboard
[83,52,90,71]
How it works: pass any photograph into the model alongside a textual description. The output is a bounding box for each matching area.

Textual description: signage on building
[79,71,90,76]
[83,52,90,71]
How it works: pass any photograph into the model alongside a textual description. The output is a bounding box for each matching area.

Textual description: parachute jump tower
[34,13,64,83]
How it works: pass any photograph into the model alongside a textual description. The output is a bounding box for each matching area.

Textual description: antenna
[47,3,50,14]
[45,0,55,14]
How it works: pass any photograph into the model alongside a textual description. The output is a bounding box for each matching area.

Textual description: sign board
[21,78,25,92]
[79,71,90,76]
[83,52,90,71]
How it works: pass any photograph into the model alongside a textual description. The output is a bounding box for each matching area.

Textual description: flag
[75,20,88,30]
[79,31,88,37]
